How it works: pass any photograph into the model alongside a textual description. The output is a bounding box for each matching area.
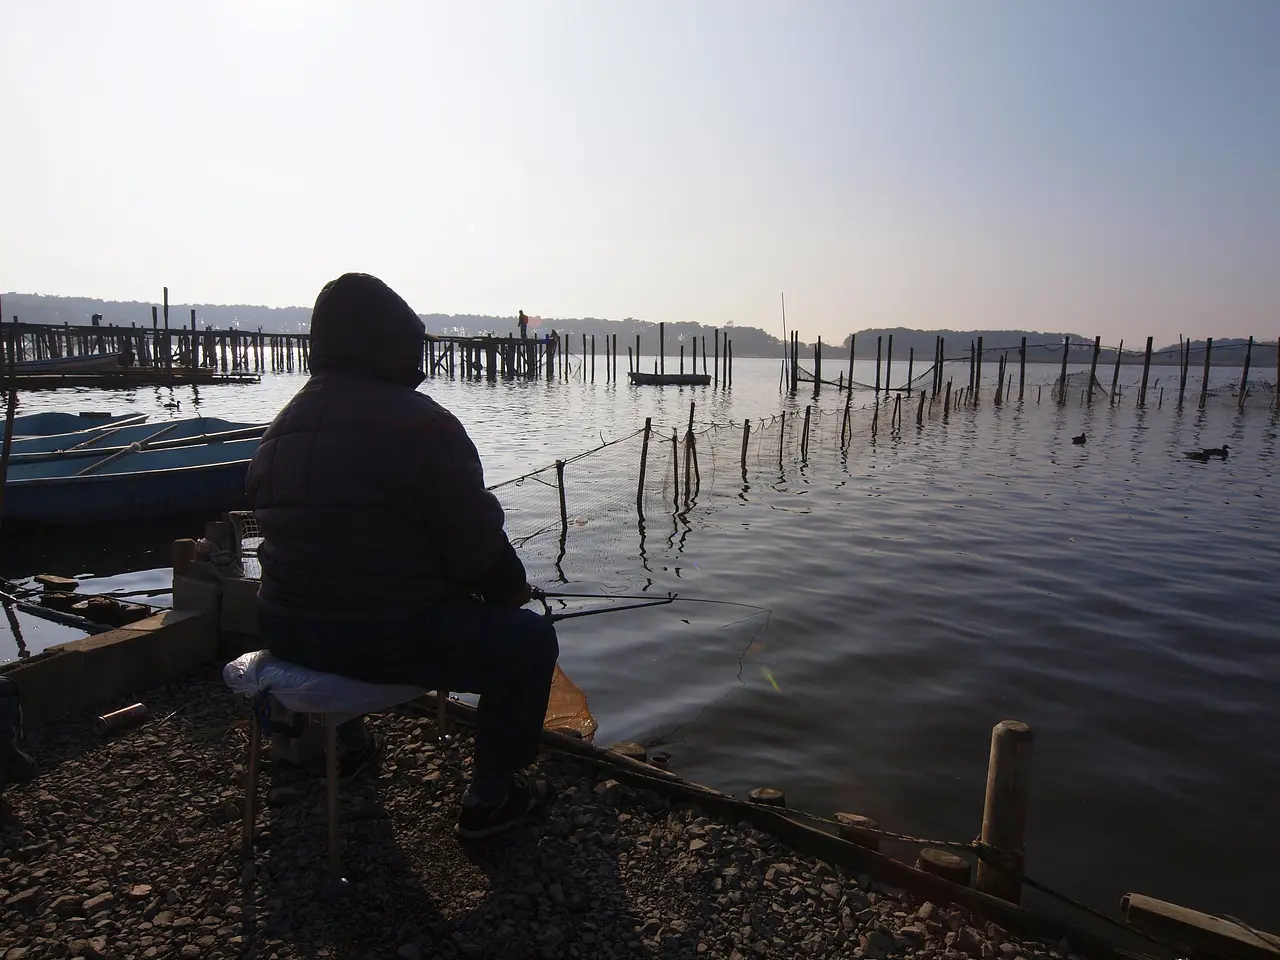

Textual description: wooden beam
[1122,893,1279,960]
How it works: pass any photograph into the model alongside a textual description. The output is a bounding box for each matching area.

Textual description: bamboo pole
[814,337,822,394]
[740,419,751,475]
[1110,339,1124,405]
[974,336,984,406]
[636,417,652,511]
[846,334,856,393]
[1088,335,1101,403]
[1178,337,1189,408]
[875,336,882,393]
[801,405,811,460]
[1138,336,1154,407]
[1018,337,1026,401]
[885,334,893,393]
[906,347,914,393]
[1238,336,1254,411]
[1057,336,1070,405]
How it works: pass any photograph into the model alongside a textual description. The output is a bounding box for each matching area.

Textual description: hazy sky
[2,1,1277,343]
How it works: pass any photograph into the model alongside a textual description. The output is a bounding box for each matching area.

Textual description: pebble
[0,672,1077,960]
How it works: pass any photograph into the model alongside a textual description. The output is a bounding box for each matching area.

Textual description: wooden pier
[2,308,736,389]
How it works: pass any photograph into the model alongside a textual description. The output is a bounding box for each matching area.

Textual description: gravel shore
[1,667,1088,960]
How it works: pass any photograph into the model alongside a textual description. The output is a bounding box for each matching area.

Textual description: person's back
[248,273,557,839]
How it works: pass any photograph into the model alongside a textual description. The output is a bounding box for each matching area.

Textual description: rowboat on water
[628,372,713,386]
[8,417,265,461]
[8,411,148,438]
[3,437,261,525]
[9,353,127,375]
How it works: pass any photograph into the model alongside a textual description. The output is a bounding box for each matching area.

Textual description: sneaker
[455,774,552,841]
[338,731,382,782]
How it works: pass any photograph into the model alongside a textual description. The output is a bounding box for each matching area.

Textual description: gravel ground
[0,667,1089,960]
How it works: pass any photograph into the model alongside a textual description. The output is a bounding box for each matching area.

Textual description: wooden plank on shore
[1122,894,1279,960]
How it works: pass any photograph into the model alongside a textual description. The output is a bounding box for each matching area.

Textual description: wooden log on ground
[1121,893,1280,960]
[833,813,880,851]
[748,787,786,808]
[918,848,971,886]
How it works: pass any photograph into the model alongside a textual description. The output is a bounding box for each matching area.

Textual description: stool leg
[436,690,450,744]
[241,696,261,865]
[325,717,342,885]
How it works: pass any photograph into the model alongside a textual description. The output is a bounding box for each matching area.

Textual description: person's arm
[420,412,528,605]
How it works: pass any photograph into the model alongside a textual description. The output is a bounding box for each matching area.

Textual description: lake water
[2,355,1277,929]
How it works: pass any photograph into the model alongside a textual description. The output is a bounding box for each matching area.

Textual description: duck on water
[1185,445,1229,462]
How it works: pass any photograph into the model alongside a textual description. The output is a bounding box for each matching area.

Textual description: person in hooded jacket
[247,272,557,840]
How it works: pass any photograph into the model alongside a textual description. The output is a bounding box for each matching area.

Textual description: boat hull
[9,411,148,438]
[4,461,253,525]
[3,437,260,525]
[628,372,713,386]
[11,353,126,374]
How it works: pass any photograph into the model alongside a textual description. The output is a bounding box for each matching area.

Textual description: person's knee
[525,616,559,672]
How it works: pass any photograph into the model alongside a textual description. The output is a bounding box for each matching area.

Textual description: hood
[308,272,427,387]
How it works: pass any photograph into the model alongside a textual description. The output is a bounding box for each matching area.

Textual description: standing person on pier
[247,272,557,839]
[518,309,528,339]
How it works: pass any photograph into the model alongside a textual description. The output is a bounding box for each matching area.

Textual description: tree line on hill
[0,294,1270,366]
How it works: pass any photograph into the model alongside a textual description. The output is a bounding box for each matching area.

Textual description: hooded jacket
[246,273,525,621]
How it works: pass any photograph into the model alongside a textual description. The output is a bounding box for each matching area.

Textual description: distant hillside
[0,294,1270,366]
[843,328,1272,367]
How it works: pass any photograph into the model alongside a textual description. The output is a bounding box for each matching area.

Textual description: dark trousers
[259,597,558,777]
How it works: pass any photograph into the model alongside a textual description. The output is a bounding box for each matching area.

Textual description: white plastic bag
[222,650,426,715]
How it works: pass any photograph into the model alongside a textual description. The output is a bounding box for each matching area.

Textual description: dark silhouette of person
[248,273,557,839]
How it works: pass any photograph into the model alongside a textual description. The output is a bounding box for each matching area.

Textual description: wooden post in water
[906,347,914,393]
[740,419,751,475]
[1018,337,1027,401]
[1238,336,1254,411]
[814,337,822,394]
[801,405,811,460]
[162,287,172,376]
[701,335,707,376]
[1178,337,1190,408]
[993,354,1004,405]
[1275,335,1280,412]
[670,430,680,507]
[679,344,685,375]
[845,334,856,393]
[590,335,596,383]
[1198,337,1213,409]
[1138,336,1154,407]
[974,337,984,406]
[1057,336,1070,405]
[944,379,952,417]
[1088,335,1101,403]
[974,720,1033,904]
[636,417,652,511]
[713,330,719,386]
[627,346,634,375]
[555,460,568,537]
[875,336,882,393]
[916,389,926,426]
[635,334,641,378]
[885,334,893,393]
[727,339,732,387]
[1110,339,1124,405]
[659,322,665,375]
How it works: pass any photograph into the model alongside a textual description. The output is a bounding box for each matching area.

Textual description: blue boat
[8,411,148,438]
[8,417,265,461]
[3,437,260,525]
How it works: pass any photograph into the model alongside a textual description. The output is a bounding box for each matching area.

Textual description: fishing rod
[533,588,677,622]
